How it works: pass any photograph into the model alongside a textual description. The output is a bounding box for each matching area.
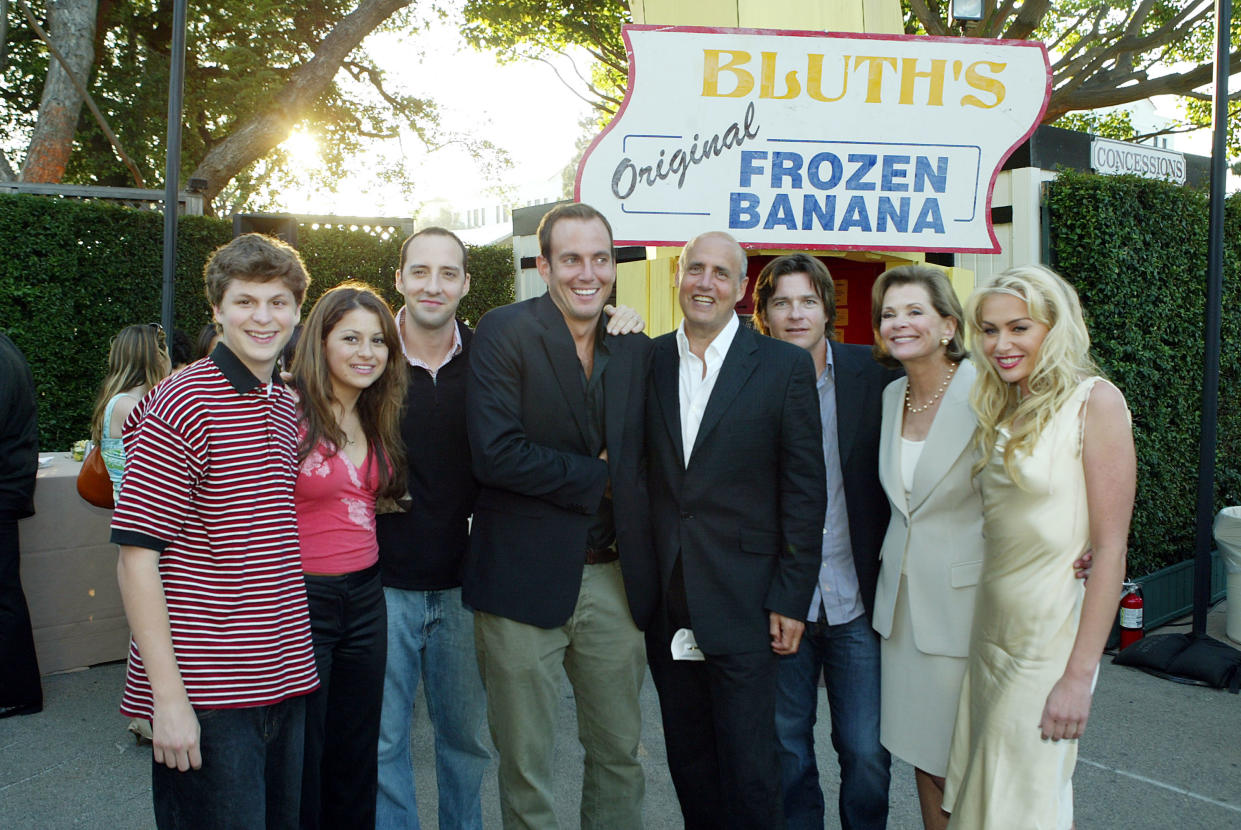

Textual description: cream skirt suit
[873,359,984,776]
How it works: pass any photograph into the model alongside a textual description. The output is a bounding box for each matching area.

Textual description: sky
[275,7,597,218]
[268,7,1234,219]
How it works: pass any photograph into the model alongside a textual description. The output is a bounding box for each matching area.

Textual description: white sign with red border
[576,25,1051,253]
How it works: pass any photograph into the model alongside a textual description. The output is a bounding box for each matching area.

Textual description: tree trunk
[20,0,98,183]
[190,0,413,212]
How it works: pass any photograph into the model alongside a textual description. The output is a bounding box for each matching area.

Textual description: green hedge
[1046,170,1240,577]
[0,193,515,450]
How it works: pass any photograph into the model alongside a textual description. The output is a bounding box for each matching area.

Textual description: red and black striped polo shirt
[111,344,318,719]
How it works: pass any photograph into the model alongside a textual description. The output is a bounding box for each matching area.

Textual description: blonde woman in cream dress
[943,265,1135,830]
[870,265,982,830]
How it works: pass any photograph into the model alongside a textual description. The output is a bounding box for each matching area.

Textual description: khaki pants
[474,560,646,830]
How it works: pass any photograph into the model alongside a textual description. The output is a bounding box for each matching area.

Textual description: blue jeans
[775,614,890,830]
[152,696,306,830]
[376,586,489,830]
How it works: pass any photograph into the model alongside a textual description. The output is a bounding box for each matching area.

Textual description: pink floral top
[294,437,380,575]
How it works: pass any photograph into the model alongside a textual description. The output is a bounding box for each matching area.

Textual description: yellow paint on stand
[943,266,978,306]
[631,0,902,33]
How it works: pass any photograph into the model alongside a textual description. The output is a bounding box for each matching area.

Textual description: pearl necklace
[905,362,957,414]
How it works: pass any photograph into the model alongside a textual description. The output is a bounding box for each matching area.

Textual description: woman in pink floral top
[290,283,407,829]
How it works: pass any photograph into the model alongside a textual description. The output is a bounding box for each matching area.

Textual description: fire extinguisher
[1119,582,1144,650]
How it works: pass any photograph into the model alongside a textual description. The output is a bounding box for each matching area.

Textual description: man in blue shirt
[752,254,897,830]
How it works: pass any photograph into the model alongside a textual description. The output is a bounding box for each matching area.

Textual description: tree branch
[1002,0,1051,41]
[189,0,414,209]
[18,0,144,187]
[908,0,951,37]
[532,55,615,113]
[0,0,9,73]
[1047,50,1241,121]
[986,0,1020,39]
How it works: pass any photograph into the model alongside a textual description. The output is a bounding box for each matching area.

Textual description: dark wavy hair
[751,253,837,336]
[290,282,407,501]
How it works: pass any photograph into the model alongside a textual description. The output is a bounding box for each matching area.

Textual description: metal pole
[1193,0,1231,636]
[159,0,189,335]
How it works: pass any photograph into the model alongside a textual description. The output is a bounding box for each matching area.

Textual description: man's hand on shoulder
[604,304,646,335]
[769,612,805,655]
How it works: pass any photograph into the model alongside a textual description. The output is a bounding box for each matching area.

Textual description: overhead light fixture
[950,0,985,23]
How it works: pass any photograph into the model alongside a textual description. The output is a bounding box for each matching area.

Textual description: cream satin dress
[944,378,1117,830]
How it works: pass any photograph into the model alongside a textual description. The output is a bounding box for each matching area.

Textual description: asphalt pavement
[2,603,1238,829]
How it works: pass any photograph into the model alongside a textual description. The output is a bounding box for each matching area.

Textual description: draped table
[18,452,129,674]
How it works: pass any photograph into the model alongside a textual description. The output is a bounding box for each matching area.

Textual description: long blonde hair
[91,324,170,443]
[290,283,407,501]
[968,265,1099,482]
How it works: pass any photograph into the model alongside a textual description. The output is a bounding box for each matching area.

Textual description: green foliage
[1045,171,1241,576]
[460,242,517,327]
[0,193,230,449]
[2,1,439,209]
[0,193,517,449]
[1051,109,1136,142]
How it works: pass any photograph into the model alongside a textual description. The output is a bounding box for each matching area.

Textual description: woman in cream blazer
[869,265,984,830]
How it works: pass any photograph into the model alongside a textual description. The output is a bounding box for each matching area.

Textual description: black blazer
[829,341,902,621]
[463,294,657,630]
[645,323,827,655]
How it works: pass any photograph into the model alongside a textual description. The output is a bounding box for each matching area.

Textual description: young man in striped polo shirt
[112,234,319,829]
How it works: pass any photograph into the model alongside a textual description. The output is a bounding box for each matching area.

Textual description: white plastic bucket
[1213,506,1241,644]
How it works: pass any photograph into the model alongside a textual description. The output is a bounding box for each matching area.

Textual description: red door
[742,255,883,346]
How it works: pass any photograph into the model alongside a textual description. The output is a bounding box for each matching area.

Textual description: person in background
[91,324,171,504]
[112,233,318,829]
[91,323,172,744]
[0,331,42,719]
[943,265,1135,829]
[291,283,407,830]
[194,323,220,361]
[751,253,895,830]
[169,329,194,374]
[868,265,980,830]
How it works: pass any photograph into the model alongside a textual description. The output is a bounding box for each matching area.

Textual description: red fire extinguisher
[1119,582,1144,650]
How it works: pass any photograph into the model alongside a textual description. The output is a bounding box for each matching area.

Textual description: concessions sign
[576,26,1051,253]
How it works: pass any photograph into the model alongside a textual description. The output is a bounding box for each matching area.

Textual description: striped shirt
[111,344,318,719]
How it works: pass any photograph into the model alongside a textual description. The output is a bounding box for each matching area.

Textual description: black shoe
[0,702,42,719]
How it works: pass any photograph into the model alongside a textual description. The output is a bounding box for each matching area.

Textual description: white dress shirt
[395,306,462,379]
[675,313,740,468]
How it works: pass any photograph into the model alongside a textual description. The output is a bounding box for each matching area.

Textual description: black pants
[300,564,387,830]
[0,519,42,710]
[646,560,784,830]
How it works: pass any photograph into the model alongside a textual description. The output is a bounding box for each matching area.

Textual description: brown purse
[76,445,115,509]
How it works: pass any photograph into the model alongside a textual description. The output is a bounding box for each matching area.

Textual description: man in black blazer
[464,203,656,829]
[0,332,41,720]
[645,232,827,829]
[753,254,899,830]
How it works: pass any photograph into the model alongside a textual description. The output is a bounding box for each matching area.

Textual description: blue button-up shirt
[808,347,865,625]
